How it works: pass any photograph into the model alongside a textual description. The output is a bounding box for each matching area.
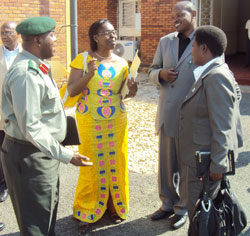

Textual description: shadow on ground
[240,93,250,116]
[236,151,250,168]
[55,212,177,236]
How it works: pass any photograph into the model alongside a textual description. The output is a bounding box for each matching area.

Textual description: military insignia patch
[39,63,49,74]
[28,60,39,73]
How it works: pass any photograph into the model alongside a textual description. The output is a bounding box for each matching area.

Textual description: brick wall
[140,0,178,66]
[77,0,118,53]
[77,0,179,66]
[0,0,67,76]
[0,0,197,72]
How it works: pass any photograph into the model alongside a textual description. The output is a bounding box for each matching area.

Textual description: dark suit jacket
[179,57,242,174]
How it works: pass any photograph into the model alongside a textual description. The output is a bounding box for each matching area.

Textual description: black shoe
[0,222,5,231]
[0,189,8,202]
[151,208,174,221]
[78,222,89,234]
[170,214,187,230]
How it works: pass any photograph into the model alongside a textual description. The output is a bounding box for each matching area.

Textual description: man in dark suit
[148,1,197,229]
[179,25,242,218]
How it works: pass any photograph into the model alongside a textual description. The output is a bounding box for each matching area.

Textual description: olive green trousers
[1,136,60,236]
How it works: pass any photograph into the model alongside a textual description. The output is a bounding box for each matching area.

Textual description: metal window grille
[122,2,134,27]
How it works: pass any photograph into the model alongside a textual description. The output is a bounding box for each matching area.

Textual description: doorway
[211,0,250,84]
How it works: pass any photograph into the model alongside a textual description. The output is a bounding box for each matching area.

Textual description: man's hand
[209,172,222,181]
[159,68,178,83]
[70,153,93,166]
[200,172,223,181]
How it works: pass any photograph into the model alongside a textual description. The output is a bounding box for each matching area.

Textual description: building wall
[212,0,240,55]
[212,0,221,28]
[77,0,178,66]
[140,0,177,66]
[77,0,118,54]
[200,0,211,25]
[0,0,67,84]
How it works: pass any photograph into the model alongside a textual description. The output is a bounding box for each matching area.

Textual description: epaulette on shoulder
[28,60,39,74]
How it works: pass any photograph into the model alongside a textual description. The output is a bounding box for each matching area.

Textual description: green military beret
[16,16,56,35]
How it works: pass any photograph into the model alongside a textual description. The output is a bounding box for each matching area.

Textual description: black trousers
[0,130,6,191]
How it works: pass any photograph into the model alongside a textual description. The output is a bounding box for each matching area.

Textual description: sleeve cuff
[148,68,162,86]
[209,160,229,174]
[60,146,74,164]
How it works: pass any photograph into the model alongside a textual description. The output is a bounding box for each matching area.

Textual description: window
[135,0,141,13]
[122,2,134,27]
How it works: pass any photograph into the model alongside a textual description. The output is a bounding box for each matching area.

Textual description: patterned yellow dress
[71,53,129,223]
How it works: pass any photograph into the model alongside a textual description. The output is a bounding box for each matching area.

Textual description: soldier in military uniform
[0,16,92,236]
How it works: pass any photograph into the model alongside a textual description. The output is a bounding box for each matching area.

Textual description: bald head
[1,21,19,50]
[1,21,17,30]
[175,1,195,12]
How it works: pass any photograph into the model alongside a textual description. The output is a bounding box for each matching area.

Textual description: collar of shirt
[3,43,21,54]
[178,33,190,42]
[178,33,191,59]
[3,43,22,69]
[193,57,219,82]
[177,30,196,41]
[177,31,195,60]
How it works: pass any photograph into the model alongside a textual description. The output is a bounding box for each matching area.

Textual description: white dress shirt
[193,57,218,82]
[3,43,22,69]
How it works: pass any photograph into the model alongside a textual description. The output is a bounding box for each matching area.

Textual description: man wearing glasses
[0,22,22,198]
[0,21,22,233]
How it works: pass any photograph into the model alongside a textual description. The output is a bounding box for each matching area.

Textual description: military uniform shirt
[1,50,73,163]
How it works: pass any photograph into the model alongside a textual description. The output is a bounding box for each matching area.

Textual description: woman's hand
[126,77,138,98]
[68,58,97,97]
[87,58,98,75]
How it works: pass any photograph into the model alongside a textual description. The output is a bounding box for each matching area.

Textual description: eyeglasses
[1,31,15,36]
[98,30,117,38]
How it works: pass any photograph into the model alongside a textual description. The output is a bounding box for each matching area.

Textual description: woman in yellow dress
[67,19,137,232]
